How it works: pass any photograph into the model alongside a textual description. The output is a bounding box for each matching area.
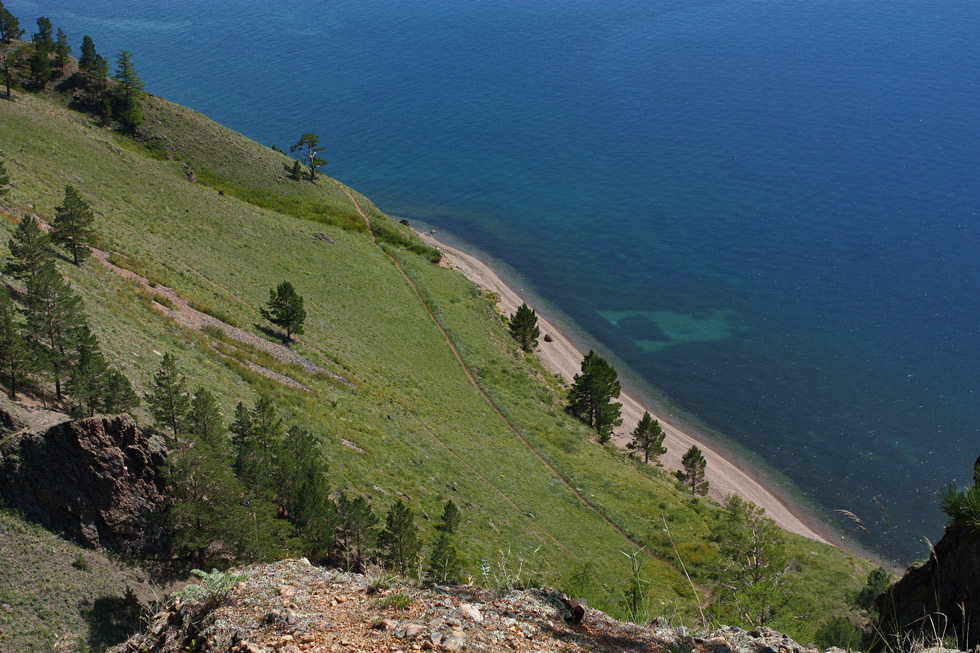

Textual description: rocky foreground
[113,558,823,653]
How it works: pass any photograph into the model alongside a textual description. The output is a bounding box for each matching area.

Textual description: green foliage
[260,280,306,342]
[567,350,623,442]
[66,323,109,416]
[939,481,980,531]
[0,287,30,398]
[23,260,83,400]
[853,566,893,613]
[627,411,666,464]
[378,498,422,577]
[508,302,540,352]
[53,28,70,71]
[436,499,461,535]
[336,492,378,571]
[78,35,97,73]
[51,184,96,265]
[147,352,189,439]
[188,386,224,441]
[33,17,53,51]
[712,496,787,627]
[291,158,303,181]
[173,568,248,611]
[290,133,326,182]
[0,159,9,200]
[814,615,864,651]
[28,39,50,90]
[0,3,24,44]
[677,445,709,496]
[426,531,463,584]
[620,547,652,624]
[113,50,144,131]
[4,213,52,282]
[374,592,414,610]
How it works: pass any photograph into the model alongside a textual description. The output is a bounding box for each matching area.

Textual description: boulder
[0,414,170,554]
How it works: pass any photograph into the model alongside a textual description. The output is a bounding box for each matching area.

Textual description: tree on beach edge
[567,350,622,443]
[509,302,540,352]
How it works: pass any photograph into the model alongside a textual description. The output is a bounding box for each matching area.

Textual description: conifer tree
[677,445,709,496]
[627,411,666,464]
[230,400,254,473]
[0,3,24,45]
[78,35,96,74]
[0,159,9,200]
[378,499,422,577]
[24,261,83,401]
[436,499,461,535]
[113,50,144,131]
[290,133,326,182]
[260,281,306,342]
[0,288,30,399]
[102,368,139,414]
[34,16,53,51]
[29,37,50,89]
[5,214,52,283]
[335,493,378,570]
[51,185,96,265]
[508,302,540,352]
[276,426,336,560]
[53,27,70,72]
[93,53,109,102]
[291,159,302,181]
[66,323,108,416]
[426,532,463,584]
[567,350,623,443]
[1,48,20,99]
[147,352,189,440]
[188,386,224,442]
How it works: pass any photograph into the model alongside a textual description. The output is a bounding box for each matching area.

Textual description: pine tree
[0,288,30,399]
[377,499,422,577]
[78,35,97,74]
[93,54,109,103]
[33,17,53,51]
[335,492,378,570]
[0,4,24,45]
[567,350,623,443]
[147,352,189,440]
[188,386,224,442]
[627,411,666,464]
[508,302,540,352]
[53,28,70,72]
[260,281,306,342]
[426,532,463,584]
[5,214,52,283]
[23,261,83,401]
[1,48,20,99]
[677,445,709,496]
[291,159,303,181]
[436,499,461,535]
[102,368,139,414]
[113,50,144,131]
[51,185,96,265]
[66,323,108,416]
[290,134,327,182]
[0,159,9,201]
[230,400,254,475]
[29,37,50,89]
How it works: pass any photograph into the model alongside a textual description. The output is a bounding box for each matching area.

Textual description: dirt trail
[335,182,705,591]
[91,248,351,389]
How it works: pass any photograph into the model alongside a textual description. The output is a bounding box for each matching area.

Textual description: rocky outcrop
[0,414,170,554]
[113,558,822,653]
[875,525,980,651]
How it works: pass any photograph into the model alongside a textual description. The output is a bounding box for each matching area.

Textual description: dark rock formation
[0,414,170,554]
[876,524,980,651]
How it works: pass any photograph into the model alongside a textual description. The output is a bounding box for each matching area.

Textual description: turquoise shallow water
[9,0,979,563]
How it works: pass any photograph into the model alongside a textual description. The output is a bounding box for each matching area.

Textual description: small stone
[286,610,298,625]
[429,633,443,647]
[336,595,347,604]
[279,586,296,598]
[460,603,483,623]
[443,635,464,652]
[380,618,399,631]
[403,624,425,638]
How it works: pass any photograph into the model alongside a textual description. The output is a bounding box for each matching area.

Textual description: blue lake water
[9,0,979,563]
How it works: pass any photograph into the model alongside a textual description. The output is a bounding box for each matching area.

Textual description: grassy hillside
[0,88,875,647]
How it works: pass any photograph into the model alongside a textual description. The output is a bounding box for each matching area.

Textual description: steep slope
[0,89,872,643]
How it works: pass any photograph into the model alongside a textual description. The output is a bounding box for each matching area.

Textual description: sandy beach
[421,232,833,546]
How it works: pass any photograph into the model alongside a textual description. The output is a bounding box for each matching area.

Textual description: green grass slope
[0,90,873,644]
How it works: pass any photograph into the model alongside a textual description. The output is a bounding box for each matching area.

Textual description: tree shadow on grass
[252,322,288,346]
[82,588,143,651]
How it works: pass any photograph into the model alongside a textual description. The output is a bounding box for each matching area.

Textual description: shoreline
[420,231,839,547]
